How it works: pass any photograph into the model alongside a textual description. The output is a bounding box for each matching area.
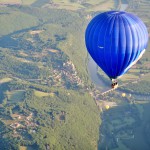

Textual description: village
[0,106,40,139]
[48,60,84,88]
[0,104,67,142]
[8,112,38,137]
[48,58,123,111]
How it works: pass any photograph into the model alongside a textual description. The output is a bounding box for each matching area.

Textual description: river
[88,56,109,89]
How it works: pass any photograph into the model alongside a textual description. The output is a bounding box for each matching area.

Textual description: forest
[0,0,103,149]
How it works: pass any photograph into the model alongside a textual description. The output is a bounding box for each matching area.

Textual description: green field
[0,0,37,5]
[0,78,12,84]
[120,73,139,82]
[0,9,38,36]
[34,90,55,97]
[22,0,37,5]
[87,0,115,12]
[0,0,21,4]
[6,90,25,103]
[44,0,115,11]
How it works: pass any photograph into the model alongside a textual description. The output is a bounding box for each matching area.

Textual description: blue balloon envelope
[85,11,148,79]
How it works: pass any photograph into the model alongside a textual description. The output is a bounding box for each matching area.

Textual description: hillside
[0,0,118,149]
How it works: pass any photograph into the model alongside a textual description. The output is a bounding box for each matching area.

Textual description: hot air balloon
[85,11,148,88]
[122,93,126,97]
[105,105,110,110]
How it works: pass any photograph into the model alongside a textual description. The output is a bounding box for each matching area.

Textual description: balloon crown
[107,11,125,15]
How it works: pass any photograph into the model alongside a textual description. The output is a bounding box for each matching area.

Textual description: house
[10,123,21,129]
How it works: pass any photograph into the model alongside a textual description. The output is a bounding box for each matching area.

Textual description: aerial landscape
[0,0,150,150]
